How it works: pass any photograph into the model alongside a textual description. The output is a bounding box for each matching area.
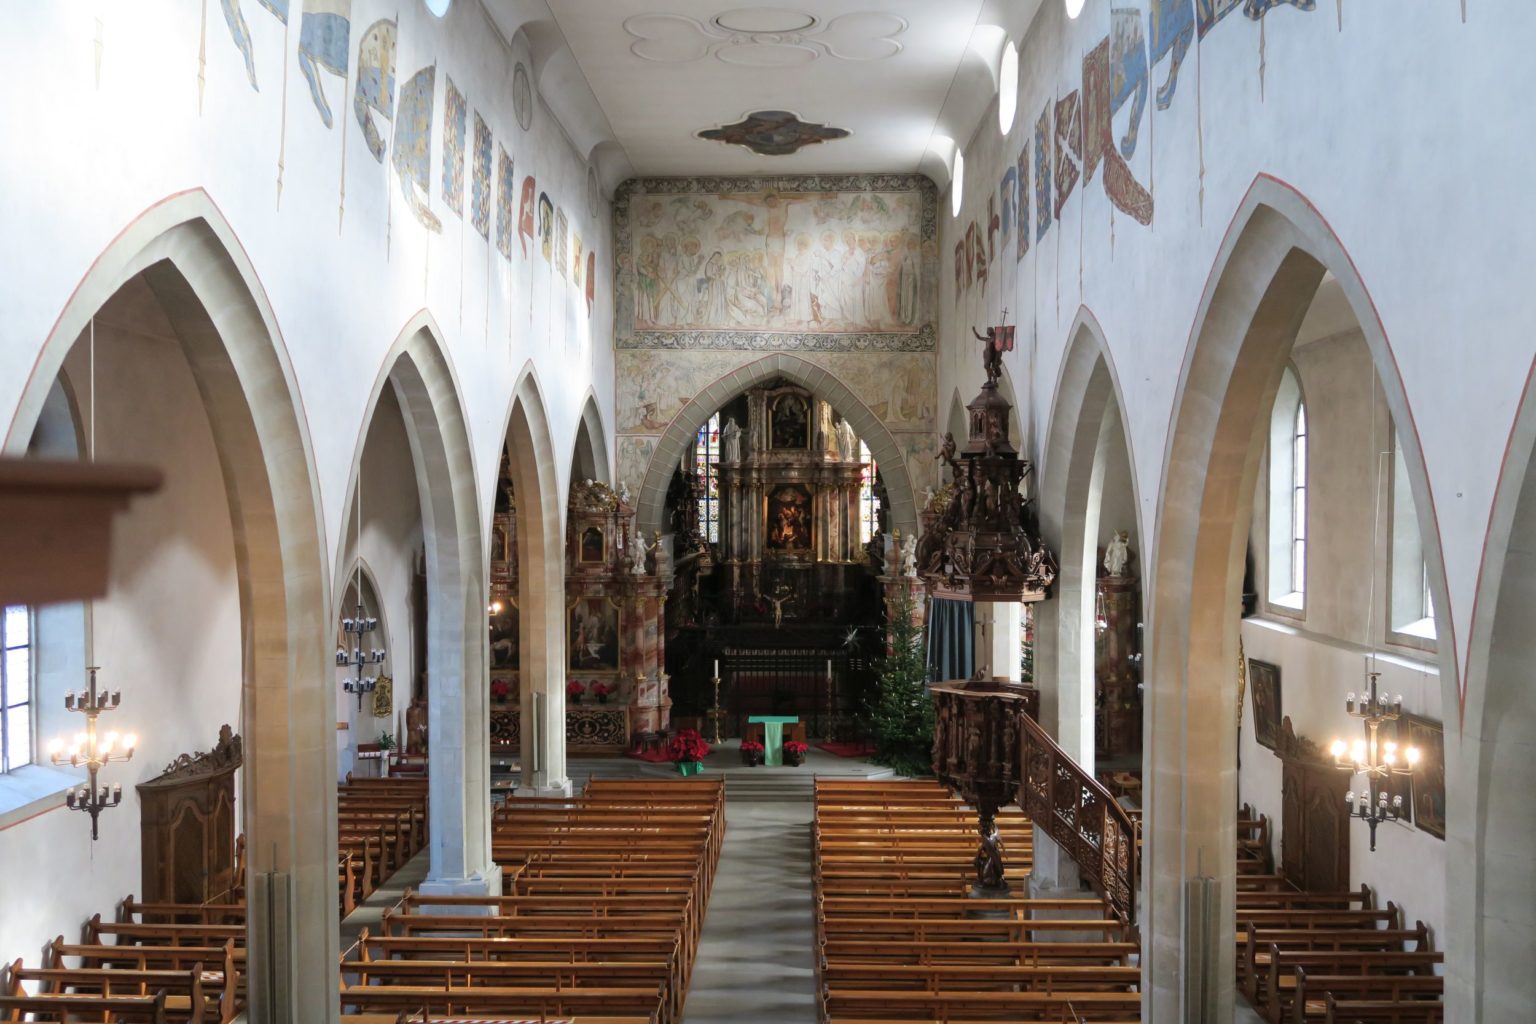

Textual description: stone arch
[1,189,333,1024]
[498,365,569,794]
[1143,176,1456,1021]
[1035,309,1145,772]
[1456,358,1536,1022]
[634,353,922,539]
[339,313,496,899]
[573,391,611,486]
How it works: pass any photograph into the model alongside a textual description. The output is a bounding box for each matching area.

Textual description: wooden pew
[46,938,242,1022]
[1258,949,1440,1021]
[1290,970,1442,1023]
[5,961,211,1024]
[1322,994,1443,1023]
[0,989,171,1023]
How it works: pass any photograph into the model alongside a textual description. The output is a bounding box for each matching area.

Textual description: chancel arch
[572,392,612,486]
[1143,176,1457,1021]
[634,353,921,543]
[0,191,334,1024]
[337,315,496,901]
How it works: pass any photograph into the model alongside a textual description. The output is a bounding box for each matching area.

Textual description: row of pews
[339,775,430,916]
[1235,806,1443,1024]
[0,777,430,1022]
[812,778,1141,1023]
[337,776,725,1024]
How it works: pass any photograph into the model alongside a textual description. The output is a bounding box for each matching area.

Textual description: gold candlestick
[706,674,726,745]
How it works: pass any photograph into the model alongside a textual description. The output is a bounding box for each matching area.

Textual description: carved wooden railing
[1018,711,1140,925]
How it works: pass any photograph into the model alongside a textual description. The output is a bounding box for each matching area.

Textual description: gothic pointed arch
[573,391,612,486]
[633,353,921,539]
[1142,176,1456,1020]
[1,189,334,1024]
[340,312,496,901]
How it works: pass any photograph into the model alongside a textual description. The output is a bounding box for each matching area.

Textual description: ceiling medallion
[625,10,905,67]
[697,110,850,156]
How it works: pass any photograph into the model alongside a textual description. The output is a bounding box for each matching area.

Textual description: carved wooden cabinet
[1277,719,1350,892]
[137,726,241,904]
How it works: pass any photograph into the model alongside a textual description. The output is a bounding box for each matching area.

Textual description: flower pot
[784,751,806,767]
[676,760,703,776]
[597,695,608,704]
[570,696,582,705]
[741,752,763,767]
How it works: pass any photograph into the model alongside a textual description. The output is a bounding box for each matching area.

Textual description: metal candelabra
[48,666,137,841]
[1329,670,1420,852]
[706,674,726,745]
[337,601,386,710]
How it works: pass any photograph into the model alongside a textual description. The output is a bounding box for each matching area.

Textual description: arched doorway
[337,316,495,899]
[1143,178,1456,1020]
[1,193,333,1023]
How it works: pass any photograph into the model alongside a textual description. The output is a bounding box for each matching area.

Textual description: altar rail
[489,704,630,755]
[722,646,849,738]
[1017,710,1140,925]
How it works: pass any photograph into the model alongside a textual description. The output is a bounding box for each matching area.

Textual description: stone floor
[682,798,818,1024]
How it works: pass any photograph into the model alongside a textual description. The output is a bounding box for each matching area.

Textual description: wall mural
[954,0,1345,299]
[698,110,851,157]
[196,5,596,309]
[615,175,938,352]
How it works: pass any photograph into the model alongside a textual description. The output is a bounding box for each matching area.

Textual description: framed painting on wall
[569,595,620,672]
[1404,713,1445,840]
[771,393,809,449]
[766,484,812,551]
[1248,658,1282,751]
[489,606,519,670]
[579,526,606,563]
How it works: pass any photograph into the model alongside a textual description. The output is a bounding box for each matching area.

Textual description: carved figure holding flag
[972,317,1016,389]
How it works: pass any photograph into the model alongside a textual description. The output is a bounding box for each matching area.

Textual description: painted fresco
[298,0,350,127]
[1150,0,1195,109]
[698,110,850,156]
[519,177,536,258]
[538,192,554,261]
[556,208,570,277]
[586,252,596,314]
[572,234,584,288]
[999,167,1016,249]
[1111,8,1149,159]
[617,436,657,495]
[1198,0,1243,37]
[441,77,467,217]
[471,112,493,238]
[495,145,515,259]
[353,20,397,163]
[1085,37,1154,225]
[1053,91,1082,219]
[1016,145,1029,260]
[220,0,259,89]
[1033,106,1052,243]
[615,176,937,352]
[392,64,442,232]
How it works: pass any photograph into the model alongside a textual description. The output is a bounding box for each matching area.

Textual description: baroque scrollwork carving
[156,724,241,780]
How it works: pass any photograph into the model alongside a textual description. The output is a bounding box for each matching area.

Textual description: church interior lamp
[47,666,137,840]
[1328,666,1419,851]
[338,604,387,710]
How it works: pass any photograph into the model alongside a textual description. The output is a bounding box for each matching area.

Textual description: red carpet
[816,740,876,758]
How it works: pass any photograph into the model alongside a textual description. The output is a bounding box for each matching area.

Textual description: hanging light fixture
[46,319,140,841]
[1329,666,1418,852]
[339,459,386,710]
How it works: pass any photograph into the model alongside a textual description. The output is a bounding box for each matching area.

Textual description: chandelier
[47,666,137,840]
[337,602,386,710]
[1328,667,1419,852]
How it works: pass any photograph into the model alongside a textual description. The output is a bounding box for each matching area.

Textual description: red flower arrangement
[739,740,764,754]
[590,681,614,703]
[566,680,585,702]
[783,740,809,757]
[490,679,512,702]
[668,728,711,763]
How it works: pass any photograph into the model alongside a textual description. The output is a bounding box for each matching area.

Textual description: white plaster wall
[0,2,615,969]
[0,307,242,972]
[1240,618,1445,944]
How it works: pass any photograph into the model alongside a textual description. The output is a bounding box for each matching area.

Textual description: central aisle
[682,795,819,1024]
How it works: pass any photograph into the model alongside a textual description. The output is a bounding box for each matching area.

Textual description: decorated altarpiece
[489,474,671,756]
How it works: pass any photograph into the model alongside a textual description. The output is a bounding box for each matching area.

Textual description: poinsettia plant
[783,740,809,757]
[739,740,765,754]
[566,680,585,701]
[490,679,512,702]
[590,681,614,702]
[668,728,711,763]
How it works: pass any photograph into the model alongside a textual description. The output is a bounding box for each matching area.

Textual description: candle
[827,659,832,678]
[713,659,719,678]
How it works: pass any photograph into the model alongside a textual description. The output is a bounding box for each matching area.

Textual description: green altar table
[747,715,799,766]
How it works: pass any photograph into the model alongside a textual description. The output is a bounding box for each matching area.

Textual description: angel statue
[1103,530,1131,578]
[900,532,919,577]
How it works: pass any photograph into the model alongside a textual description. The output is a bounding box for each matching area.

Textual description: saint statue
[1104,530,1131,577]
[900,532,919,577]
[721,417,743,463]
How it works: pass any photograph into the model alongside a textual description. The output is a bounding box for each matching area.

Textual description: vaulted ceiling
[482,0,1042,190]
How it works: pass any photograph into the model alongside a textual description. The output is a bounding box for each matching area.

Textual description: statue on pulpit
[971,319,1015,389]
[1104,529,1131,578]
[974,813,1007,893]
[405,697,429,755]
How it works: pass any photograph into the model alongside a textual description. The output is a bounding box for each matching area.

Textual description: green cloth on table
[747,715,799,766]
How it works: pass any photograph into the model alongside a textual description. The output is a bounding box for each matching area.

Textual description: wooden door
[1281,760,1349,891]
[1281,761,1306,882]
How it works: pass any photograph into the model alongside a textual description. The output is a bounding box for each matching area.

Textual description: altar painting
[767,485,812,551]
[569,595,620,672]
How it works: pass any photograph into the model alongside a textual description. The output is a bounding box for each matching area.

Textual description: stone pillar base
[418,865,504,912]
[514,777,572,798]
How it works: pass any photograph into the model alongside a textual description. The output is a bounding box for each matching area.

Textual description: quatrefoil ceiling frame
[624,9,908,67]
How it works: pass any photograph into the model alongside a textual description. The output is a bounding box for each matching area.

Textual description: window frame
[1265,366,1308,617]
[1,605,35,774]
[1386,430,1437,651]
[857,440,882,546]
[696,413,721,545]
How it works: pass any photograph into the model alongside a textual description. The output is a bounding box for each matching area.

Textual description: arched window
[1389,428,1436,643]
[1,606,32,773]
[696,412,720,544]
[858,440,882,544]
[1267,367,1307,610]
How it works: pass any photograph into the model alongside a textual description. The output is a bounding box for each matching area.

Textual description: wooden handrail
[1017,711,1140,925]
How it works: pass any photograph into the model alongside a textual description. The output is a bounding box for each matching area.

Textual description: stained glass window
[1,605,32,773]
[696,413,721,544]
[858,440,882,545]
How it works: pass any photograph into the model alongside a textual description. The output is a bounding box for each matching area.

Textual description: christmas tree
[870,592,935,777]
